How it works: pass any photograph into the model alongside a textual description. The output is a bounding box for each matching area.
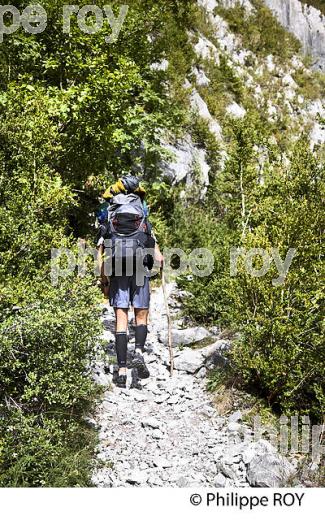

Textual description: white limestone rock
[265,0,325,71]
[226,102,247,118]
[192,66,211,87]
[194,34,220,63]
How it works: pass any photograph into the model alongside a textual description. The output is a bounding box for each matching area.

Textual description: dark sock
[135,325,148,350]
[115,332,127,368]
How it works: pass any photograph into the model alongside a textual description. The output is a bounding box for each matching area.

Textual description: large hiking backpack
[106,193,154,274]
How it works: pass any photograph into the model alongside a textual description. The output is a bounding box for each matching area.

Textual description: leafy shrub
[0,279,102,486]
[0,412,97,487]
[228,140,325,420]
[175,113,325,422]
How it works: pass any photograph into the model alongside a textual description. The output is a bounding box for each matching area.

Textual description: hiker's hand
[155,249,164,269]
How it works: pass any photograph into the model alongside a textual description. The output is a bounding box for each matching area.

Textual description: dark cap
[121,175,140,193]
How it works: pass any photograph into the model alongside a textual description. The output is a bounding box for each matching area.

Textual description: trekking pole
[161,267,174,377]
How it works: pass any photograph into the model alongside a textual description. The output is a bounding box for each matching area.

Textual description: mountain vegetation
[0,0,323,485]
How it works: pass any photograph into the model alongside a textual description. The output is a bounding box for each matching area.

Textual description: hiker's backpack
[106,193,155,274]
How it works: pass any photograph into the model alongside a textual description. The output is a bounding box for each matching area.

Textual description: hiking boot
[130,368,142,390]
[113,365,127,388]
[130,353,150,379]
[115,374,127,388]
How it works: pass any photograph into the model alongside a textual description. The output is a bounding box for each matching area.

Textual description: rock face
[159,0,325,196]
[161,136,210,198]
[264,0,325,71]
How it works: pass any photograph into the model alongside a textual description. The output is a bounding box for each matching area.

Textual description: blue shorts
[109,275,150,309]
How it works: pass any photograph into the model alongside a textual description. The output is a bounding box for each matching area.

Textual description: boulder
[159,326,211,347]
[201,339,230,358]
[244,440,295,487]
[173,348,205,373]
[201,339,230,369]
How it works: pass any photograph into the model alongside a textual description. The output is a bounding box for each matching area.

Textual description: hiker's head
[121,175,140,193]
[121,175,146,198]
[102,175,146,201]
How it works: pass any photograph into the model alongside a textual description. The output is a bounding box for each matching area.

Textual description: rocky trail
[91,283,295,488]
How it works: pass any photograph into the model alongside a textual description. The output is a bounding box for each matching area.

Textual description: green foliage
[0,281,101,410]
[228,139,325,420]
[0,279,102,486]
[0,0,201,486]
[145,181,177,247]
[176,113,325,421]
[293,68,325,101]
[0,412,97,487]
[196,54,245,119]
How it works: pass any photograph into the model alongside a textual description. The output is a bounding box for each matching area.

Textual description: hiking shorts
[109,275,150,309]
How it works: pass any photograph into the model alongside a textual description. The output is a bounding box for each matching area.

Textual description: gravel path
[91,284,294,488]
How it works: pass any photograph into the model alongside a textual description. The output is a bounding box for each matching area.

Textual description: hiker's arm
[147,219,163,267]
[154,242,164,268]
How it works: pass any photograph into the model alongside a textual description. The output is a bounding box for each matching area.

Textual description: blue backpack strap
[142,200,149,218]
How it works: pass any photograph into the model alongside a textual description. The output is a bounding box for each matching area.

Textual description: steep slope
[265,0,325,71]
[162,0,324,192]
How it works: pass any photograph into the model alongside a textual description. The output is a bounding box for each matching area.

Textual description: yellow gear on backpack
[103,178,146,200]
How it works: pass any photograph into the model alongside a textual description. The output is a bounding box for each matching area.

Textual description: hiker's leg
[134,309,149,353]
[109,275,132,379]
[134,308,149,326]
[126,275,150,381]
[115,308,128,333]
[115,308,128,376]
[131,272,150,352]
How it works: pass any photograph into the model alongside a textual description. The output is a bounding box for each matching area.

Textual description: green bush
[0,412,97,487]
[0,279,102,487]
[228,140,325,420]
[175,113,325,422]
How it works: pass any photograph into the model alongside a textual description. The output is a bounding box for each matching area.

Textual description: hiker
[97,175,163,388]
